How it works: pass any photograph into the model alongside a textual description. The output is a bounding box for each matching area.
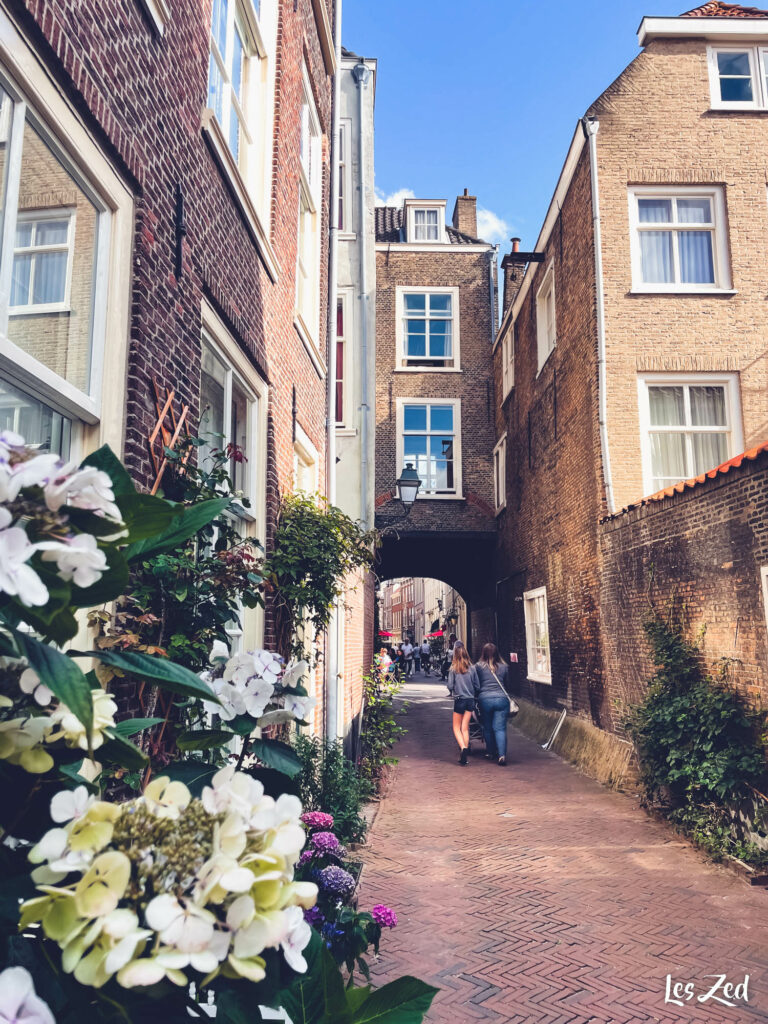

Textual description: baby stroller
[467,702,485,753]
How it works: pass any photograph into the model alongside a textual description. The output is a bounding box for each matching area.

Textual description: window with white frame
[335,295,346,425]
[708,45,768,109]
[396,287,459,370]
[404,201,445,244]
[294,423,318,495]
[337,119,351,233]
[637,374,742,495]
[208,0,253,165]
[493,435,506,512]
[0,75,118,452]
[524,587,551,684]
[502,329,515,398]
[413,209,439,241]
[628,187,729,291]
[295,69,322,346]
[535,263,556,372]
[398,401,460,496]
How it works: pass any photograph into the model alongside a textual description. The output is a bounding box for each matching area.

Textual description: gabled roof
[374,206,484,245]
[682,2,768,17]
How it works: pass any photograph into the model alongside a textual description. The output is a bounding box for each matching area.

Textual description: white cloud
[476,207,510,245]
[375,187,416,208]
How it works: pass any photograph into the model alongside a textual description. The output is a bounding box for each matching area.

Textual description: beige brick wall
[589,38,768,510]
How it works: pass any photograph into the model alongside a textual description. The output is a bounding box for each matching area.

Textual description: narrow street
[358,677,768,1024]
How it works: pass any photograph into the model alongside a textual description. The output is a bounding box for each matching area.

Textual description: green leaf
[14,632,92,737]
[100,731,149,770]
[123,496,231,561]
[176,728,235,751]
[271,933,348,1024]
[58,760,100,792]
[349,977,439,1023]
[116,491,179,541]
[81,444,136,497]
[90,649,220,705]
[111,717,164,738]
[162,761,218,795]
[69,548,130,608]
[216,989,266,1024]
[249,737,303,778]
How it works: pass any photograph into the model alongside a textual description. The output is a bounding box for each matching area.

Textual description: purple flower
[301,811,334,831]
[298,849,316,866]
[310,831,344,855]
[303,906,324,927]
[372,904,398,928]
[317,865,356,900]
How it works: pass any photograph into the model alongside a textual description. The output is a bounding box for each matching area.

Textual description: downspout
[325,0,342,740]
[581,116,615,516]
[489,243,499,341]
[352,60,372,530]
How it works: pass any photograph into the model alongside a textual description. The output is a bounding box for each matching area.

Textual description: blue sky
[344,0,694,248]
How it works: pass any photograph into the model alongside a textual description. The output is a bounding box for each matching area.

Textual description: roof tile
[374,205,485,244]
[682,2,768,18]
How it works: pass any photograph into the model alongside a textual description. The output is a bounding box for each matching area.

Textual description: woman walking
[476,643,511,766]
[446,642,479,765]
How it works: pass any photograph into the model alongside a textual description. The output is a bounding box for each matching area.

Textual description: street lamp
[395,462,422,512]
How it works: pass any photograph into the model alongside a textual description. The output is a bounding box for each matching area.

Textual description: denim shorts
[453,697,475,714]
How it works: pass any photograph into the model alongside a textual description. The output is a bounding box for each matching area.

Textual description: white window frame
[523,586,552,685]
[294,421,319,495]
[335,288,354,429]
[493,434,507,513]
[535,262,556,373]
[637,372,743,497]
[10,208,76,315]
[502,329,515,398]
[404,200,446,244]
[395,397,463,500]
[395,286,461,372]
[0,30,132,455]
[208,0,257,168]
[628,185,731,294]
[707,44,768,111]
[338,118,353,237]
[294,65,323,364]
[300,64,322,206]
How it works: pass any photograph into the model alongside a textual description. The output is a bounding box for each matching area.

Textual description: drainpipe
[489,243,499,340]
[581,116,615,516]
[353,60,372,530]
[325,0,342,741]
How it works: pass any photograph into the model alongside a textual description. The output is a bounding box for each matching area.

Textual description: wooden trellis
[147,377,190,495]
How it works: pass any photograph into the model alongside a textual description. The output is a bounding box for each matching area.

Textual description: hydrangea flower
[303,905,324,927]
[310,831,344,856]
[371,904,398,929]
[41,533,108,588]
[317,865,356,901]
[19,667,53,707]
[301,811,334,831]
[0,966,55,1024]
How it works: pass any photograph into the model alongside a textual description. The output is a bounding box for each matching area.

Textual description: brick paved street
[358,678,768,1024]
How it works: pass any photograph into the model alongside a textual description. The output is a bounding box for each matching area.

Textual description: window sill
[136,0,170,34]
[394,366,462,374]
[294,314,327,378]
[415,493,465,502]
[536,349,555,378]
[708,105,768,113]
[527,672,552,685]
[10,305,71,316]
[339,231,357,242]
[495,503,506,516]
[201,109,280,283]
[335,426,358,437]
[629,287,737,296]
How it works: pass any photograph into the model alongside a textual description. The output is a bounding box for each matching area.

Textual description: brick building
[494,1,768,730]
[374,193,498,650]
[0,0,342,731]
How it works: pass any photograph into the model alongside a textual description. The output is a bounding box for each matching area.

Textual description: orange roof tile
[682,2,768,17]
[604,439,768,521]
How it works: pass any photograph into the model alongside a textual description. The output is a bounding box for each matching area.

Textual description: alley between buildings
[358,677,768,1024]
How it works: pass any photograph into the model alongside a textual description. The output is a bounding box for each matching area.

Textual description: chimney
[452,188,477,239]
[501,238,522,314]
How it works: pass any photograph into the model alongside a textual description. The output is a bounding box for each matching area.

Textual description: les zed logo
[665,974,750,1008]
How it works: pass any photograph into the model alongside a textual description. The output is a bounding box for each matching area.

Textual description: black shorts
[454,697,475,714]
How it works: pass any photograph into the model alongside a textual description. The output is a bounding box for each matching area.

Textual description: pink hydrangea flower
[301,811,334,831]
[371,904,398,928]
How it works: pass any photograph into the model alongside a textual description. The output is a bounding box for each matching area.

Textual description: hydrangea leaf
[89,650,220,705]
[14,631,93,738]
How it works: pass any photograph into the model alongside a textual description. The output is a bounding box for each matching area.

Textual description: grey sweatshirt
[475,662,510,700]
[447,666,480,700]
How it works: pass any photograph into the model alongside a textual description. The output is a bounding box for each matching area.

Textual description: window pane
[679,231,715,284]
[640,231,673,283]
[404,293,426,312]
[650,432,687,487]
[8,119,99,394]
[638,198,672,224]
[15,222,32,247]
[693,432,728,473]
[649,386,685,426]
[403,435,427,458]
[429,293,451,313]
[720,76,754,102]
[0,378,71,457]
[230,381,249,493]
[426,210,438,225]
[405,323,426,357]
[231,27,244,100]
[208,53,224,121]
[676,198,711,224]
[212,0,227,54]
[690,386,726,426]
[717,50,750,76]
[428,319,451,358]
[200,344,227,471]
[229,109,240,162]
[403,405,427,432]
[429,406,453,432]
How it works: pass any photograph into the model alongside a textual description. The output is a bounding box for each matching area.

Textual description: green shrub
[359,670,407,785]
[295,735,370,844]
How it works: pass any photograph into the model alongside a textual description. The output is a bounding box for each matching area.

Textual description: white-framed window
[404,200,446,244]
[0,378,72,457]
[501,329,515,398]
[493,435,506,512]
[707,45,768,110]
[628,186,730,293]
[337,119,352,233]
[535,262,556,373]
[396,399,462,498]
[208,0,254,166]
[11,210,75,314]
[637,373,742,495]
[414,209,439,241]
[396,286,460,370]
[300,68,322,205]
[524,587,551,684]
[335,291,352,426]
[294,422,319,495]
[295,67,322,353]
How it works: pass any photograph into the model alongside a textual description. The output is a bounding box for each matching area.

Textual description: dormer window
[708,45,768,109]
[403,200,446,243]
[414,209,439,241]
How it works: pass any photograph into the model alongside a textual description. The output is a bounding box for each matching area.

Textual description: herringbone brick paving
[358,679,768,1023]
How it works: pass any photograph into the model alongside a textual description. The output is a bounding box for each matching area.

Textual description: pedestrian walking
[412,642,421,674]
[375,646,392,680]
[402,639,414,678]
[475,643,515,766]
[446,641,479,765]
[420,638,431,676]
